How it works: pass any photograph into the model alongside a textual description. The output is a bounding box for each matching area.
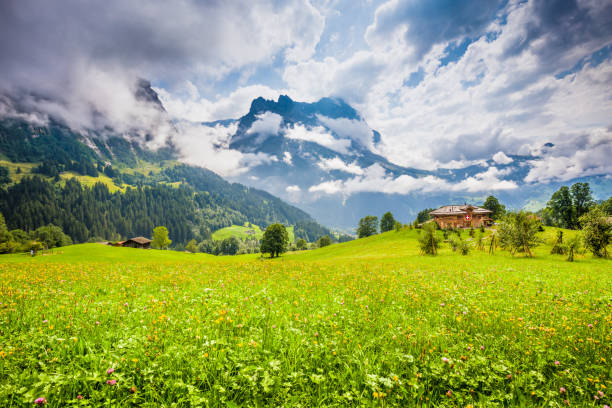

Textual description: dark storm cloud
[503,0,612,65]
[366,0,503,59]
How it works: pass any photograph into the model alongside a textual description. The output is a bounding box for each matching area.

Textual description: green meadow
[0,228,610,407]
[212,224,295,243]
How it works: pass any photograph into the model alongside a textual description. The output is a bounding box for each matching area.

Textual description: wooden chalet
[429,205,492,229]
[121,237,152,249]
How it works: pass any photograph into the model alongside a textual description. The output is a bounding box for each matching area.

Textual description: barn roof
[429,205,492,216]
[126,236,152,244]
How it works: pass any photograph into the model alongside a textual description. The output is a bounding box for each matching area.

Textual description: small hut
[122,237,152,249]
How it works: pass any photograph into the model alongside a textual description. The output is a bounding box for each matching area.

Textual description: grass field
[0,160,38,183]
[212,224,295,243]
[59,173,127,193]
[0,229,610,407]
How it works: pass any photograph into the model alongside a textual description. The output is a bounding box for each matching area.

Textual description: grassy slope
[212,224,295,242]
[0,160,37,182]
[0,243,260,264]
[59,172,127,193]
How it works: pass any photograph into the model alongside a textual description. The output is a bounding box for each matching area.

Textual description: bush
[418,223,440,255]
[579,207,611,258]
[296,238,307,250]
[497,212,543,257]
[317,235,332,248]
[550,230,566,255]
[458,240,470,255]
[565,235,581,262]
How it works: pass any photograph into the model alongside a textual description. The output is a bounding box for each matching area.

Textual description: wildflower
[106,368,114,374]
[564,400,569,405]
[76,395,83,400]
[95,321,100,325]
[598,391,605,397]
[555,361,560,365]
[373,391,379,398]
[442,357,450,364]
[560,387,566,394]
[34,397,47,405]
[130,386,137,393]
[42,320,48,324]
[480,345,485,350]
[446,390,452,397]
[440,303,445,307]
[106,379,117,386]
[314,332,319,337]
[588,324,593,328]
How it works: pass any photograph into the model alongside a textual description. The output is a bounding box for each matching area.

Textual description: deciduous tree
[482,195,506,220]
[357,215,378,238]
[317,235,332,247]
[380,212,396,233]
[260,223,289,258]
[497,212,542,257]
[579,207,611,258]
[152,226,172,249]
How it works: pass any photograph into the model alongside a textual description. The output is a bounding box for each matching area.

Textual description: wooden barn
[122,237,152,249]
[429,205,492,229]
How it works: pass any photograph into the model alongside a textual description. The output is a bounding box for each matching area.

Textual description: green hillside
[0,119,333,245]
[212,223,295,243]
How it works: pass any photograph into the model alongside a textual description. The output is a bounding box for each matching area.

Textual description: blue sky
[1,0,612,185]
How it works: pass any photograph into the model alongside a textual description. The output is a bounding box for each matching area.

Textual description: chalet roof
[429,205,492,216]
[126,236,152,244]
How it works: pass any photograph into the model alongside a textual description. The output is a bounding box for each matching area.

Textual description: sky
[1,0,612,187]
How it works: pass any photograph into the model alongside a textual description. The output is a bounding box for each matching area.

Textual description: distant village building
[121,237,152,249]
[429,205,492,229]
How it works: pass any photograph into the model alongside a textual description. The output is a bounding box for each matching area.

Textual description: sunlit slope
[285,227,585,262]
[0,243,258,264]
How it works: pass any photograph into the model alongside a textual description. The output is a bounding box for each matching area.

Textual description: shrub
[317,235,332,248]
[565,235,581,262]
[418,223,441,255]
[579,207,611,258]
[550,230,566,255]
[497,212,543,257]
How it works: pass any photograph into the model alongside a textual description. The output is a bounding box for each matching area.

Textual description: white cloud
[286,185,301,192]
[308,163,517,196]
[283,151,293,165]
[317,157,364,175]
[282,0,612,182]
[249,112,283,137]
[0,0,325,142]
[172,121,276,177]
[156,84,283,122]
[524,129,612,183]
[284,123,352,154]
[492,151,513,164]
[317,115,376,149]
